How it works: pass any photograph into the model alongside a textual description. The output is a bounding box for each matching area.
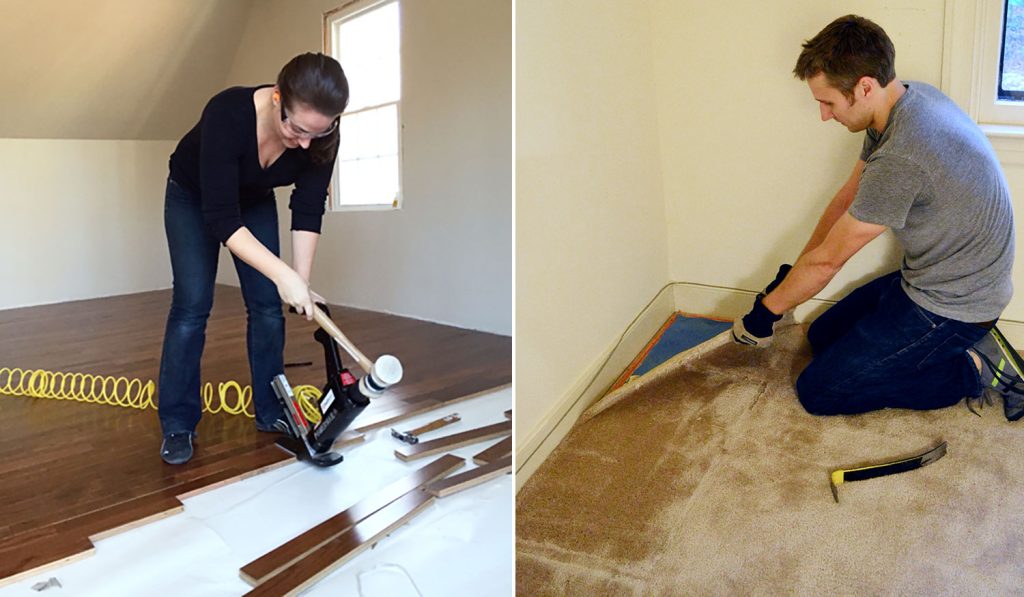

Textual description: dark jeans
[158,178,285,434]
[796,271,987,415]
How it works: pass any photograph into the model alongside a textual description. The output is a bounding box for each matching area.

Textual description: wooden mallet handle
[311,305,374,374]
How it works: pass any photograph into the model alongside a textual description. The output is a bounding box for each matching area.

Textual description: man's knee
[795,370,843,416]
[805,318,830,355]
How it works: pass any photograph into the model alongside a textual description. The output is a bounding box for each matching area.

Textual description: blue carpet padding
[631,315,732,378]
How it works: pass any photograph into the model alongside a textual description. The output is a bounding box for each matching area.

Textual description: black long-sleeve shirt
[169,85,333,244]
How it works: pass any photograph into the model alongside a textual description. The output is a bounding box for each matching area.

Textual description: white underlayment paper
[0,388,514,597]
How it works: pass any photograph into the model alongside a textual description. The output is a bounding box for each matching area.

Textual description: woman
[158,53,349,464]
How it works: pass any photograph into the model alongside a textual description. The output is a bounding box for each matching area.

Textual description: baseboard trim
[517,280,1024,491]
[515,289,675,492]
[671,281,1024,344]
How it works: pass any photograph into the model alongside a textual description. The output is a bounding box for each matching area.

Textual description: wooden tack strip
[505,409,512,419]
[472,436,512,465]
[243,490,435,597]
[428,456,513,498]
[240,454,463,586]
[394,421,512,462]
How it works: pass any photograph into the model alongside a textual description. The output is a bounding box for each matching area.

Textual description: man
[732,14,1024,421]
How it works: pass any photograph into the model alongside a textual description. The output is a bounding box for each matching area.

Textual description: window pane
[336,1,400,111]
[338,155,398,206]
[1001,0,1024,97]
[338,103,398,160]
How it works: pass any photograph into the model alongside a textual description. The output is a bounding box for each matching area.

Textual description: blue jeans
[158,178,285,434]
[796,271,987,415]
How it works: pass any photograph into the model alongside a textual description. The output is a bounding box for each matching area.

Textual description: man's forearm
[291,230,320,283]
[762,252,839,314]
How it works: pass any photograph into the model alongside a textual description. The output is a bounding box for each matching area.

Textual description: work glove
[733,264,790,348]
[733,295,783,347]
[764,264,792,295]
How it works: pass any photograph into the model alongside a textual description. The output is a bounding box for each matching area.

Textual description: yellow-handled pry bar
[829,441,947,503]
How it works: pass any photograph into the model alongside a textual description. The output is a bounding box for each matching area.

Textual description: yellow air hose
[0,367,323,423]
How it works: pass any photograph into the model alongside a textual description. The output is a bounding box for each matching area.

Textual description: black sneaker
[969,326,1024,421]
[160,432,195,465]
[256,417,294,436]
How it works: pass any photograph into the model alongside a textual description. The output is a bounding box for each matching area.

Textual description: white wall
[220,0,513,335]
[515,0,672,485]
[0,139,175,310]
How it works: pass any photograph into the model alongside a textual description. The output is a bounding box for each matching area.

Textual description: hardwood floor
[0,285,511,585]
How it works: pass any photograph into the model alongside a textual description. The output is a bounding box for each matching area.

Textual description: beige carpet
[516,324,1024,595]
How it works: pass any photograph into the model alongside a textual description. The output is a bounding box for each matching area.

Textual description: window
[944,0,1024,129]
[324,0,402,210]
[999,0,1024,100]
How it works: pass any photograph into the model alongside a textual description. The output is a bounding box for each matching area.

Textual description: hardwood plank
[240,454,464,586]
[243,490,435,596]
[0,534,94,589]
[428,456,513,498]
[353,381,511,433]
[0,285,509,584]
[472,436,513,465]
[394,421,512,462]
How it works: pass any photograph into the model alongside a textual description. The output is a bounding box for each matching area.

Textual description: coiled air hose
[0,367,324,423]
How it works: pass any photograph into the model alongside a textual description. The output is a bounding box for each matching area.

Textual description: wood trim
[428,456,513,498]
[240,454,463,586]
[394,421,512,462]
[243,490,435,596]
[504,409,512,419]
[473,436,512,465]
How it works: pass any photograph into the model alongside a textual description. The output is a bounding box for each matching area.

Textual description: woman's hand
[276,268,315,320]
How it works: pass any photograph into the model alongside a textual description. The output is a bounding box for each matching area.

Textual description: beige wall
[515,0,672,484]
[0,139,175,310]
[0,1,250,311]
[653,1,952,311]
[0,0,251,140]
[220,0,513,335]
[516,0,1024,486]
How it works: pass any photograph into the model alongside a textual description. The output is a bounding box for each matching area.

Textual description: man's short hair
[793,15,896,98]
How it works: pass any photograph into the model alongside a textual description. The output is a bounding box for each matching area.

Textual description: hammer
[391,414,461,444]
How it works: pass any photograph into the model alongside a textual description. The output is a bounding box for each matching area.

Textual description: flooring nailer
[272,303,403,467]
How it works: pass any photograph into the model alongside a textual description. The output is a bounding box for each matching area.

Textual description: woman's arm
[225,227,315,319]
[291,230,320,283]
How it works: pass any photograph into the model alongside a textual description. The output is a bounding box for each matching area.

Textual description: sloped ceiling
[0,0,255,140]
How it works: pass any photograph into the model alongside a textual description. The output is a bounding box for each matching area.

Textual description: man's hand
[732,294,783,347]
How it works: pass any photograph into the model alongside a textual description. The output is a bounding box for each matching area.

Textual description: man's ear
[858,76,877,99]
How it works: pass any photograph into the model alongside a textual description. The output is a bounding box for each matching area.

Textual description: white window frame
[943,0,1024,163]
[323,0,403,212]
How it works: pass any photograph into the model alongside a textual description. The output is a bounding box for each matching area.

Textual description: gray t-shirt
[851,81,1014,322]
